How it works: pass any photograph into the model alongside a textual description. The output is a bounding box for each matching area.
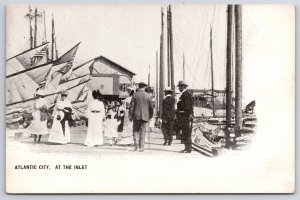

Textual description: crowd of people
[24,80,194,153]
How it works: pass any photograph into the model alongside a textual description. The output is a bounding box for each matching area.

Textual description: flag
[33,47,47,58]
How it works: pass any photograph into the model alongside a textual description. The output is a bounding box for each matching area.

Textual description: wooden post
[234,4,242,136]
[226,5,233,128]
[169,5,175,94]
[159,8,165,118]
[210,26,215,117]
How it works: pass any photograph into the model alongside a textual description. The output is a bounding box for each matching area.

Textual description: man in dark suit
[129,82,153,152]
[176,80,193,153]
[161,87,175,145]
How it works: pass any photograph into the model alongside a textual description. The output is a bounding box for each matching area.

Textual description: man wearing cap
[176,80,193,153]
[129,82,153,152]
[161,87,175,145]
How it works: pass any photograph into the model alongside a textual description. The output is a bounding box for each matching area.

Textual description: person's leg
[38,135,42,143]
[33,134,37,142]
[168,120,174,145]
[180,119,189,151]
[132,120,139,150]
[139,121,147,151]
[181,120,191,152]
[161,122,168,145]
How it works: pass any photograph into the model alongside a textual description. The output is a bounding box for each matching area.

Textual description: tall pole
[25,5,33,49]
[183,53,185,81]
[234,4,243,136]
[148,65,151,87]
[156,51,159,116]
[226,5,233,127]
[43,11,47,43]
[167,7,170,87]
[210,25,215,117]
[34,8,38,48]
[159,8,165,117]
[169,5,175,93]
[51,14,55,61]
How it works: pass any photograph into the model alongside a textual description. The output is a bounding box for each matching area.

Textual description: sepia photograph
[5,3,295,193]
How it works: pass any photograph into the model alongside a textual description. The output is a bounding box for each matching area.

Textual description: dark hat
[164,87,173,92]
[138,82,147,88]
[177,80,188,87]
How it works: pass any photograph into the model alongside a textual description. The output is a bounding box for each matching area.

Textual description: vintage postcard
[6,4,295,193]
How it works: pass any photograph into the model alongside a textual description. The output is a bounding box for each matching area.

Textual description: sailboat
[6,6,83,128]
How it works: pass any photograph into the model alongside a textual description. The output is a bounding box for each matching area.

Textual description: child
[103,111,120,145]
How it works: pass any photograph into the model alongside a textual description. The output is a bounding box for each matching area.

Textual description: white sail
[6,43,49,70]
[72,59,94,77]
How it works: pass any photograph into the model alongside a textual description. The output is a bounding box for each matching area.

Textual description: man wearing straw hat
[176,80,193,153]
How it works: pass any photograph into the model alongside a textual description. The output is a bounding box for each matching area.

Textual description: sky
[6,4,295,107]
[6,4,228,90]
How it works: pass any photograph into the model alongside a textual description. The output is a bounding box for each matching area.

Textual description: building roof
[72,55,136,77]
[95,55,136,76]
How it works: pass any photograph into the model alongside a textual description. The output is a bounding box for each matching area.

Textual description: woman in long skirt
[84,91,105,147]
[25,90,49,142]
[117,97,134,145]
[48,90,73,144]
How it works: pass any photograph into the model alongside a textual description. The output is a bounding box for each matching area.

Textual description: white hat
[56,111,65,121]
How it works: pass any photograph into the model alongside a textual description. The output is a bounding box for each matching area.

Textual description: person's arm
[128,95,135,121]
[148,96,154,119]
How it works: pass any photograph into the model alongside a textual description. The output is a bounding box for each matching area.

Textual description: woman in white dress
[25,90,49,143]
[84,91,105,147]
[48,90,73,144]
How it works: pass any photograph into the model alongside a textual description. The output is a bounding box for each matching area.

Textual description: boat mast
[234,4,242,136]
[148,65,151,87]
[183,53,185,81]
[51,14,55,60]
[168,5,175,93]
[43,11,47,43]
[167,8,170,87]
[156,51,159,117]
[25,5,33,49]
[226,5,233,127]
[34,8,38,48]
[210,25,215,117]
[159,8,165,117]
